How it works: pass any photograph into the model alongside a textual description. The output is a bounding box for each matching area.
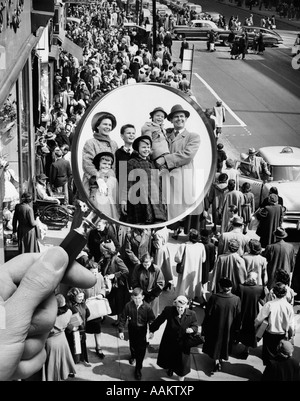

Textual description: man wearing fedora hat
[239,147,271,180]
[141,106,169,162]
[218,216,250,256]
[82,111,118,197]
[263,227,295,290]
[155,104,201,220]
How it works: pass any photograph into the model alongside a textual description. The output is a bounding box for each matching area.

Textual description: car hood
[265,182,300,212]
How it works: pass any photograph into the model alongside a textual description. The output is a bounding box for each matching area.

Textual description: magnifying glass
[59,83,217,266]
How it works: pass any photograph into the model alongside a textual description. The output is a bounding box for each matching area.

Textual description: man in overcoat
[155,104,201,220]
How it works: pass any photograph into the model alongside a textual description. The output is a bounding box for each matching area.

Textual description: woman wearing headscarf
[256,193,283,248]
[202,277,241,373]
[12,192,40,254]
[149,295,199,381]
[174,229,206,304]
[99,240,130,326]
[255,282,295,366]
[211,238,247,295]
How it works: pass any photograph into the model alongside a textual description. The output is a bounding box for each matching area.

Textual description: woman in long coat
[256,194,283,248]
[99,240,130,324]
[202,277,241,373]
[236,271,265,357]
[12,192,40,254]
[174,229,206,302]
[150,295,198,380]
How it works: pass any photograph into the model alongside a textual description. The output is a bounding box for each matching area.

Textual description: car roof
[258,146,300,166]
[191,19,218,25]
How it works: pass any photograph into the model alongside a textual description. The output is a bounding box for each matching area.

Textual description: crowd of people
[1,0,300,383]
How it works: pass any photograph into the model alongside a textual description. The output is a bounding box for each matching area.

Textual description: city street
[174,0,300,155]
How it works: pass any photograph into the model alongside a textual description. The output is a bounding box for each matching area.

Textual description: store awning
[62,37,83,63]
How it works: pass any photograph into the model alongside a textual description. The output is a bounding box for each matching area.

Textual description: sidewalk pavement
[219,0,300,30]
[40,223,300,382]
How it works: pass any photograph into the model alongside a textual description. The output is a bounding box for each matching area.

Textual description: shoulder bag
[176,245,186,275]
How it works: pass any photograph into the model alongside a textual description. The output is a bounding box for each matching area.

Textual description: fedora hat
[37,173,48,181]
[231,216,244,226]
[132,135,152,152]
[273,227,288,239]
[149,106,167,119]
[91,112,117,132]
[167,104,190,121]
[248,147,257,155]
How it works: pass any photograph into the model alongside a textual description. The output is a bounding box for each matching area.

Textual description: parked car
[235,146,300,230]
[238,26,283,47]
[172,19,230,41]
[172,20,283,46]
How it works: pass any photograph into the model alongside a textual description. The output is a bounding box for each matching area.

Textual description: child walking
[118,287,155,380]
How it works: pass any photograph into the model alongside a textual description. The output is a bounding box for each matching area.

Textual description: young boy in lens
[118,287,155,381]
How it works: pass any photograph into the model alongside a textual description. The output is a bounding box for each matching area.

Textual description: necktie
[174,130,179,137]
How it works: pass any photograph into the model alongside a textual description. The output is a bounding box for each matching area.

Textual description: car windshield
[271,165,300,181]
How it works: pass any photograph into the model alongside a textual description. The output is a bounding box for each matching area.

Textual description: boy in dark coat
[118,288,155,381]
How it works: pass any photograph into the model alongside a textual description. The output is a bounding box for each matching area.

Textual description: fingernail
[39,247,68,271]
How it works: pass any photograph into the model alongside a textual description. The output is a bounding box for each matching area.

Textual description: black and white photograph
[0,0,300,386]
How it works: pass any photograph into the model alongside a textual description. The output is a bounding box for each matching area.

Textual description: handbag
[183,331,205,349]
[86,297,112,321]
[176,245,186,275]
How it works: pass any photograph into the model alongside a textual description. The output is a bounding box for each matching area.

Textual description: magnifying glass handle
[59,211,100,267]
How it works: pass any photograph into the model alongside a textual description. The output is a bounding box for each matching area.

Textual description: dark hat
[228,238,240,252]
[92,151,114,169]
[149,106,168,119]
[248,147,257,154]
[167,104,190,121]
[249,239,262,255]
[91,112,117,132]
[37,173,48,181]
[231,216,244,226]
[268,194,278,204]
[219,277,233,289]
[218,173,228,183]
[273,227,288,239]
[132,135,152,152]
[200,229,210,237]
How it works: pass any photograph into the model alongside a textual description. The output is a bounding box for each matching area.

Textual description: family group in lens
[81,103,201,225]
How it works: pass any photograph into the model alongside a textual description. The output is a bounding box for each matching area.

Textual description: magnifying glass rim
[71,82,217,229]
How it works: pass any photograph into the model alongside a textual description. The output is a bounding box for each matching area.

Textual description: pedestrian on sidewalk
[118,287,156,381]
[202,277,241,374]
[149,295,199,381]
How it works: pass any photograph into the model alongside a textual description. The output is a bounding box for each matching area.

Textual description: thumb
[5,247,68,338]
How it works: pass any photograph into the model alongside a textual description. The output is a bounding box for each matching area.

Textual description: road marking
[194,72,247,127]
